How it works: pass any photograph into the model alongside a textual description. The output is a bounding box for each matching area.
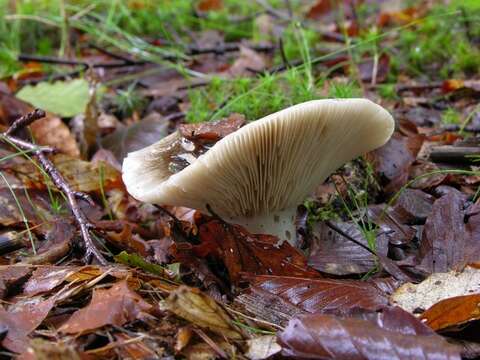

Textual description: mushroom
[122,99,394,246]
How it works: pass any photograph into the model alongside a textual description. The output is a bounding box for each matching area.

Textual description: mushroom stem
[227,207,297,246]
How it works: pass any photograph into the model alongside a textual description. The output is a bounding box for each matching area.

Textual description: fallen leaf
[197,0,223,12]
[277,307,461,359]
[23,266,78,296]
[245,335,281,360]
[16,79,90,117]
[367,132,424,193]
[421,294,480,331]
[163,286,242,339]
[0,265,32,299]
[101,112,169,162]
[30,116,80,157]
[224,46,267,77]
[19,338,82,360]
[418,190,478,273]
[193,220,320,284]
[236,275,392,327]
[60,280,152,334]
[308,220,389,275]
[179,113,245,143]
[392,188,435,223]
[0,297,55,353]
[391,266,480,313]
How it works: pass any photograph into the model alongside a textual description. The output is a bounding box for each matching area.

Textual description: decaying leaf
[277,307,461,359]
[60,280,152,334]
[163,286,242,339]
[391,266,480,313]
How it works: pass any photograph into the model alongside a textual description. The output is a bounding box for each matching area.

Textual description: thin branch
[0,110,107,264]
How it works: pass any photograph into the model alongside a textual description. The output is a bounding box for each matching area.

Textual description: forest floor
[1,0,480,359]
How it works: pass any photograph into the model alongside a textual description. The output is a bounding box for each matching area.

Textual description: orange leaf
[421,294,480,331]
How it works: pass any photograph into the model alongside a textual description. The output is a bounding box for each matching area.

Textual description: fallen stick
[0,109,107,264]
[429,145,480,164]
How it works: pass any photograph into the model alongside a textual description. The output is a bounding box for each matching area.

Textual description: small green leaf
[16,79,89,117]
[115,250,181,281]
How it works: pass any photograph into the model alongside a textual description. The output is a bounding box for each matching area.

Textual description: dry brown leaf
[0,297,55,353]
[30,116,80,157]
[60,280,152,334]
[164,286,242,339]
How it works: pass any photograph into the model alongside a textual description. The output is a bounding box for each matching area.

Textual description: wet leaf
[278,307,461,360]
[59,280,152,334]
[391,266,480,313]
[16,79,90,117]
[421,294,480,331]
[164,285,242,339]
[193,220,320,284]
[236,275,392,327]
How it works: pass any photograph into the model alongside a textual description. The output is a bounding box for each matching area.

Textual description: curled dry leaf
[60,280,152,334]
[236,275,392,327]
[391,266,480,313]
[163,285,242,339]
[277,307,461,360]
[421,294,480,331]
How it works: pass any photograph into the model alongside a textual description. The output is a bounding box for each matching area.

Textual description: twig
[17,54,146,69]
[0,109,107,264]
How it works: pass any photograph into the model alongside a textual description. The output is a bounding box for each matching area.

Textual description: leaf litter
[1,0,480,358]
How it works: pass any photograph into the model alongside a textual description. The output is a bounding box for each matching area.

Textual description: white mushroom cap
[122,99,394,243]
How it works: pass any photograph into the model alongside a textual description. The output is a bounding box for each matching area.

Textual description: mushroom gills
[227,207,297,246]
